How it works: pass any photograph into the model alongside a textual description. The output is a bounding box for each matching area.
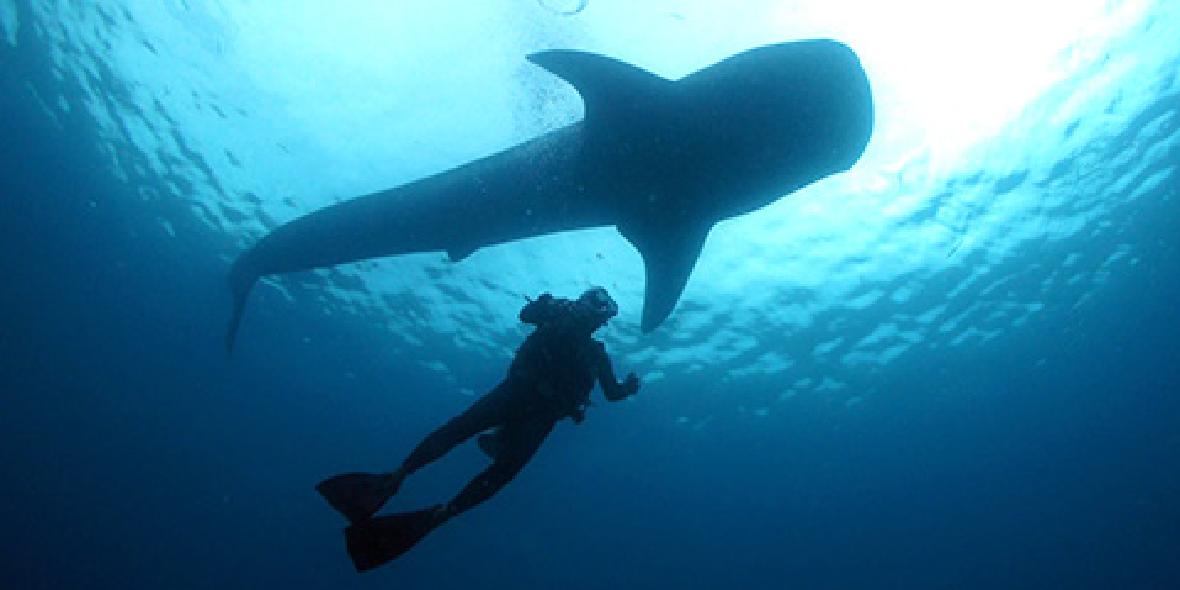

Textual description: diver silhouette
[316,287,640,571]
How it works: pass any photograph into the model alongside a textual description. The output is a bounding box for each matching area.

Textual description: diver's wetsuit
[316,289,638,572]
[398,294,635,515]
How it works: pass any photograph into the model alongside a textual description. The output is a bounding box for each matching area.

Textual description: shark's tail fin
[225,260,256,354]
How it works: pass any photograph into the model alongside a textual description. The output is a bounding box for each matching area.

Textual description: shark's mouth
[7,0,1177,413]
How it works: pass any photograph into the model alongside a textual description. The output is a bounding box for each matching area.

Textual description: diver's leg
[440,416,556,519]
[398,383,513,476]
[337,417,551,572]
[341,416,548,572]
[317,382,511,523]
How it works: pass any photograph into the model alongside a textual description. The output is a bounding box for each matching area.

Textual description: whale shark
[226,39,873,349]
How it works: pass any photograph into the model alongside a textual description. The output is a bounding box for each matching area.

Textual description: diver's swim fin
[344,505,447,571]
[316,472,399,524]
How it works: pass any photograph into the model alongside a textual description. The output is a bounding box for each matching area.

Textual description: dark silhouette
[316,287,640,571]
[226,39,874,349]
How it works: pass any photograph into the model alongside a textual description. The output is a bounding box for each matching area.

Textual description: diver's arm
[594,342,639,401]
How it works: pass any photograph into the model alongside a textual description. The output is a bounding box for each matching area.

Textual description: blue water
[3,1,1179,588]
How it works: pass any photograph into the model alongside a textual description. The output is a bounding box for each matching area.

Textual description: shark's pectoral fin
[619,220,713,333]
[527,50,674,129]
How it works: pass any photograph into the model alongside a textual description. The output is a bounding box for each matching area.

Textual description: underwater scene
[2,0,1178,587]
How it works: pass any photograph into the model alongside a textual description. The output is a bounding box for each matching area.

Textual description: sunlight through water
[12,0,1178,417]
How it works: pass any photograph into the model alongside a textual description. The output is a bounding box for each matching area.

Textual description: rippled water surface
[10,1,1176,411]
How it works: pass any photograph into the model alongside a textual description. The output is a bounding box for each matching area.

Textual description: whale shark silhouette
[226,39,873,349]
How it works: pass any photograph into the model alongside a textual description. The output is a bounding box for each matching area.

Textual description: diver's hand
[622,373,640,397]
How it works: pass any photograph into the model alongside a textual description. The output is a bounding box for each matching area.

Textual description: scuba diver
[316,286,641,571]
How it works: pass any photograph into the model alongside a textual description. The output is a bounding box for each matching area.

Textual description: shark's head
[677,39,875,208]
[531,40,877,333]
[741,39,874,168]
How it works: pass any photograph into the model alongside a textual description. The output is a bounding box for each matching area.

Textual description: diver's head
[574,286,618,330]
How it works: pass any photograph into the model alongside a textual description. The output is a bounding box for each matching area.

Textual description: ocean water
[2,1,1178,588]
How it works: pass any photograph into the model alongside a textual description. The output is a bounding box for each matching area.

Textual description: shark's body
[227,39,873,348]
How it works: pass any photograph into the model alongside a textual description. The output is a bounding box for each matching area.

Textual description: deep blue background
[3,19,1180,590]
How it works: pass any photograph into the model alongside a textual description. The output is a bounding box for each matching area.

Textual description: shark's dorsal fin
[619,218,714,332]
[528,50,674,128]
